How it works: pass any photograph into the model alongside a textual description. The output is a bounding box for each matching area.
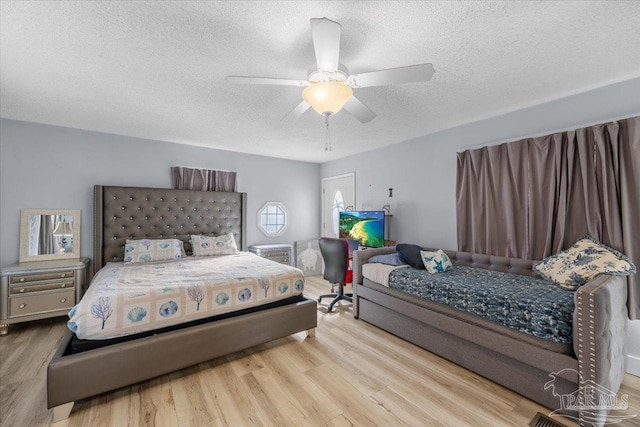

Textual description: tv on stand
[338,211,385,248]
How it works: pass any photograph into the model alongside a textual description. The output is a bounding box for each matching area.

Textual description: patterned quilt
[68,252,305,340]
[388,265,575,343]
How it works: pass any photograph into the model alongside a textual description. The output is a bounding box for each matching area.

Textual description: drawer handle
[60,298,67,303]
[19,288,25,293]
[19,303,26,309]
[60,274,66,278]
[60,284,66,288]
[19,278,25,282]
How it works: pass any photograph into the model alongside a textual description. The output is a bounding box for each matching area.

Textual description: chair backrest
[319,237,350,284]
[346,239,360,258]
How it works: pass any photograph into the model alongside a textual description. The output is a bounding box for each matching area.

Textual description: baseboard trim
[627,355,640,377]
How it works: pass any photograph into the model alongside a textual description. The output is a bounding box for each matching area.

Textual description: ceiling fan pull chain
[324,113,332,151]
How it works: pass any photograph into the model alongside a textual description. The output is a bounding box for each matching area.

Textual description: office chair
[318,237,353,312]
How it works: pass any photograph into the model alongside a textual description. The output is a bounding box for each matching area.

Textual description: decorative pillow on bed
[191,233,239,256]
[124,238,185,264]
[420,250,453,273]
[368,253,408,266]
[533,235,637,290]
[396,244,425,269]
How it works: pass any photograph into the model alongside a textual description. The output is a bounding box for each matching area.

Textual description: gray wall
[0,119,321,266]
[321,76,640,376]
[322,77,640,248]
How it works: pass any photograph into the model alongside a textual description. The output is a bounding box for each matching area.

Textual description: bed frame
[47,185,317,422]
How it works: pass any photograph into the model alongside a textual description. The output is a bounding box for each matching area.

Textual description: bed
[353,246,629,427]
[47,185,317,422]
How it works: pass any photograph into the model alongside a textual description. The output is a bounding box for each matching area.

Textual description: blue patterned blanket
[388,265,575,343]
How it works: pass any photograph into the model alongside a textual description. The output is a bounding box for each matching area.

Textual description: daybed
[352,246,629,427]
[47,186,317,422]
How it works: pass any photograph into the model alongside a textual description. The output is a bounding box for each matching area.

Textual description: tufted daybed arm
[574,274,628,426]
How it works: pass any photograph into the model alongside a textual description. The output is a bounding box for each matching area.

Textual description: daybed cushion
[534,235,637,290]
[190,233,239,256]
[124,238,185,264]
[360,278,573,356]
[396,244,425,269]
[420,250,453,273]
[388,265,575,343]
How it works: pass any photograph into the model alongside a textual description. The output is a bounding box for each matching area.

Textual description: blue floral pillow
[190,233,239,256]
[420,250,453,273]
[533,235,637,290]
[124,239,185,264]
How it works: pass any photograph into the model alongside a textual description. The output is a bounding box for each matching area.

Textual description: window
[258,202,288,236]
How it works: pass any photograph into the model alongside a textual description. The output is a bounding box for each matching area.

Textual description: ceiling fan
[227,17,435,124]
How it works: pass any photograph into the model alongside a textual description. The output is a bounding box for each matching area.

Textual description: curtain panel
[171,167,237,192]
[456,116,640,319]
[38,214,56,255]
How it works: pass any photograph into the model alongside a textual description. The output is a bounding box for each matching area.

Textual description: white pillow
[124,239,185,264]
[191,233,239,256]
[420,249,453,273]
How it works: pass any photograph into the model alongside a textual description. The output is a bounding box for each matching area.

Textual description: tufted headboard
[94,185,247,269]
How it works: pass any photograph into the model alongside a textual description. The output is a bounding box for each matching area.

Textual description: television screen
[338,211,385,248]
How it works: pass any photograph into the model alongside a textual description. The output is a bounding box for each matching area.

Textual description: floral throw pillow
[124,238,185,264]
[420,250,454,273]
[191,233,239,256]
[533,235,637,290]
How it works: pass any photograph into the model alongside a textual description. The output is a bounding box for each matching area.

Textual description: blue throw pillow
[369,253,408,266]
[396,243,425,269]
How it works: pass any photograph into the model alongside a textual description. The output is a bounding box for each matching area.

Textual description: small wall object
[295,239,322,276]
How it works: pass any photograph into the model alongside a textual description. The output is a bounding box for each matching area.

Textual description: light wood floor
[1,276,639,426]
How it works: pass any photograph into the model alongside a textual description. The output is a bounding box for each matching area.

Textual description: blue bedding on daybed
[388,265,575,343]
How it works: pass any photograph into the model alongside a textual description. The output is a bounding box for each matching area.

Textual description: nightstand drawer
[10,279,75,295]
[269,255,290,263]
[9,289,75,318]
[264,250,290,257]
[9,270,75,284]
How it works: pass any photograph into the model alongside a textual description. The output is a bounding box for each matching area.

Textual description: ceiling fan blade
[281,100,311,122]
[348,63,435,88]
[226,76,308,87]
[343,96,376,123]
[310,18,341,72]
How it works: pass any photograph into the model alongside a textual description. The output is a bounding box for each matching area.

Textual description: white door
[321,173,355,237]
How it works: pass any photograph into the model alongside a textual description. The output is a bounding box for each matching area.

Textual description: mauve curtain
[171,166,237,192]
[457,116,640,319]
[38,215,56,254]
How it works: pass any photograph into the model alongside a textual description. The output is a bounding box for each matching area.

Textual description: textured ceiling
[2,1,640,163]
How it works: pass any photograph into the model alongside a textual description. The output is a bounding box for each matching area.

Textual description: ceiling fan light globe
[302,81,353,115]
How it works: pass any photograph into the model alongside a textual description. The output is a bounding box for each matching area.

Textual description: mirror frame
[19,209,81,262]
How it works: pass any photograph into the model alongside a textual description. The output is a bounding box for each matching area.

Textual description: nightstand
[0,258,90,335]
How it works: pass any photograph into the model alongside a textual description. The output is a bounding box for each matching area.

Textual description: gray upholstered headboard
[94,185,247,269]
